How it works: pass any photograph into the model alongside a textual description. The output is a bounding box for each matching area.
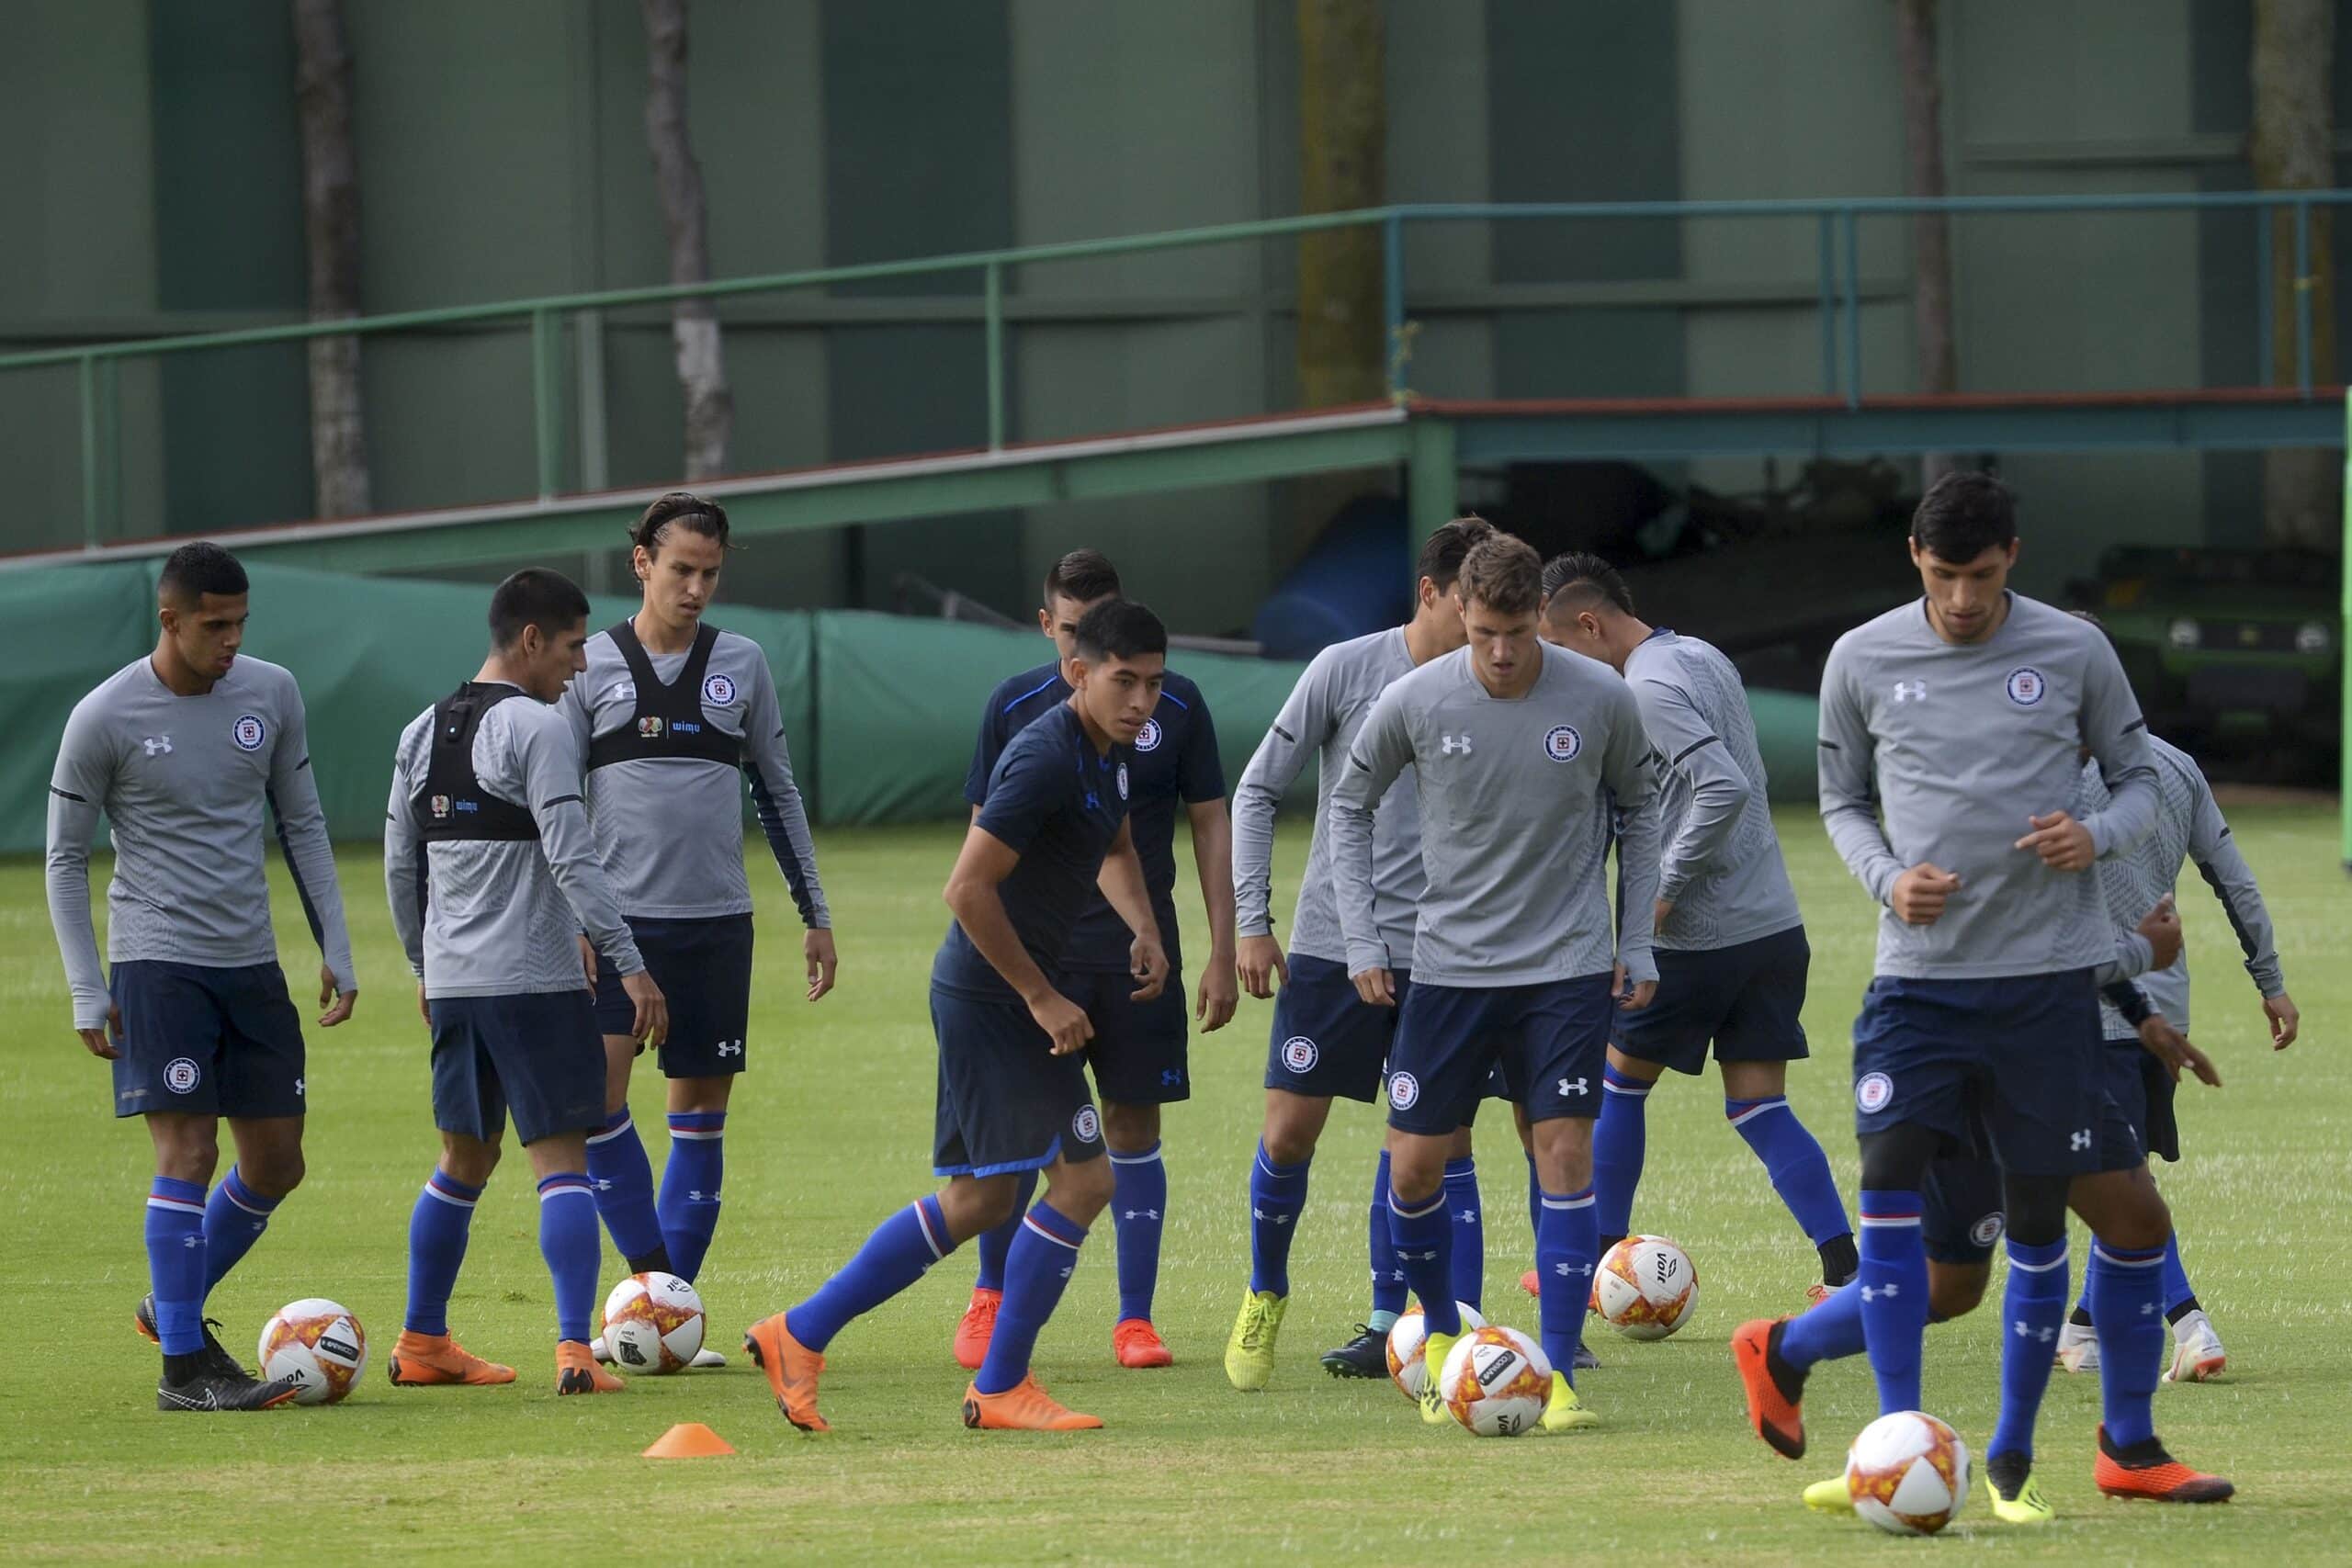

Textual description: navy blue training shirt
[964,660,1225,973]
[932,702,1136,1002]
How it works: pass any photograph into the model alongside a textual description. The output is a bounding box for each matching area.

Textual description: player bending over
[1329,536,1660,1433]
[48,542,359,1412]
[561,494,835,1367]
[384,569,670,1395]
[951,550,1235,1374]
[1223,516,1496,1390]
[1538,553,1855,1299]
[746,600,1171,1432]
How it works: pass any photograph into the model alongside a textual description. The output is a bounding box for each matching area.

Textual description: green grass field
[3,806,2346,1564]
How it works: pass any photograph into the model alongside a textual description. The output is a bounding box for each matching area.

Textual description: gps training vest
[414,682,540,841]
[583,619,741,772]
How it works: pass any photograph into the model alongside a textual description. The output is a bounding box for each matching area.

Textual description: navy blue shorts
[1920,1156,2008,1265]
[1385,974,1615,1135]
[2102,1037,2180,1163]
[1614,925,1810,1074]
[430,991,605,1146]
[109,961,306,1121]
[1851,970,2106,1178]
[1265,954,1410,1103]
[1060,965,1191,1105]
[593,915,753,1077]
[931,983,1106,1178]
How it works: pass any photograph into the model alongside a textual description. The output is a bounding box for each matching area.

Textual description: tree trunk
[2253,0,2339,549]
[641,0,731,480]
[1894,0,1957,483]
[291,0,368,518]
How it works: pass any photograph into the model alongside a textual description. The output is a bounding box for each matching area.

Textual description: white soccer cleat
[689,1347,728,1369]
[2165,1311,2225,1382]
[591,1335,614,1365]
[2055,1318,2099,1373]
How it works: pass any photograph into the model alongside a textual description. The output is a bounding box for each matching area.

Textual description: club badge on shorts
[1388,1071,1420,1111]
[1281,1036,1318,1074]
[1855,1070,1894,1113]
[1072,1105,1102,1144]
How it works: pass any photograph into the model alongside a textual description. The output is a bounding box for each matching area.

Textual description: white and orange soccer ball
[601,1271,706,1374]
[1845,1411,1972,1536]
[257,1298,368,1405]
[1436,1324,1551,1437]
[1385,1301,1487,1401]
[1593,1234,1699,1340]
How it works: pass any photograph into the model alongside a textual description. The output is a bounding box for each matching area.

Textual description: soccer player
[1537,553,1854,1295]
[1328,536,1661,1432]
[560,494,835,1354]
[1811,470,2229,1506]
[47,542,359,1412]
[744,600,1171,1432]
[1223,516,1496,1390]
[383,569,670,1395]
[950,551,1233,1373]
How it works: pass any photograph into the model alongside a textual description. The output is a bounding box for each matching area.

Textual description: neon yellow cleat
[1802,1476,1852,1512]
[1539,1370,1600,1433]
[1984,1469,2056,1524]
[1419,1330,1458,1424]
[1223,1290,1287,1392]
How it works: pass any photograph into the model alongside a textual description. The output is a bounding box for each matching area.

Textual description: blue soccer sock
[790,1194,956,1353]
[1779,1280,1865,1369]
[975,1201,1089,1395]
[1536,1185,1599,1382]
[1111,1141,1168,1324]
[144,1178,210,1357]
[1368,1149,1406,1327]
[973,1168,1037,1294]
[659,1111,726,1282]
[1443,1156,1485,1313]
[201,1166,280,1294]
[585,1110,666,1268]
[2160,1232,2198,1317]
[403,1168,482,1337]
[1858,1190,1930,1415]
[2087,1238,2167,1448]
[1386,1185,1457,1335]
[1593,1066,1652,1239]
[1728,1096,1851,1249]
[537,1173,602,1344]
[1248,1144,1310,1298]
[1988,1237,2068,1463]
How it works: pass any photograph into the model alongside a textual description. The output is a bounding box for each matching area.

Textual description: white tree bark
[641,0,731,480]
[292,0,369,517]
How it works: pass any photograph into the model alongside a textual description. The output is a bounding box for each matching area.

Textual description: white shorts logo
[1543,725,1581,763]
[1071,1105,1102,1145]
[1855,1070,1894,1114]
[164,1057,202,1094]
[232,715,266,752]
[701,672,737,706]
[1970,1212,2007,1248]
[2005,666,2048,706]
[1116,762,1129,801]
[1281,1035,1319,1074]
[1135,717,1163,752]
[1388,1071,1420,1111]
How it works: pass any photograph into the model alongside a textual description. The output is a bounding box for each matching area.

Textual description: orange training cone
[643,1422,736,1458]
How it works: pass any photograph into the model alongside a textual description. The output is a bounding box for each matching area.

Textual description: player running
[746,600,1171,1432]
[1809,471,2230,1506]
[384,569,670,1396]
[1537,554,1855,1298]
[1329,536,1661,1433]
[1222,516,1495,1391]
[560,494,834,1360]
[950,551,1234,1374]
[47,542,359,1412]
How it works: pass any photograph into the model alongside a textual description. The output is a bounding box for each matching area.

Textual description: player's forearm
[1229,775,1283,939]
[538,806,646,975]
[2193,845,2284,996]
[1188,805,1238,957]
[382,820,427,976]
[748,755,831,929]
[1323,804,1387,972]
[43,812,107,1027]
[944,878,1057,1001]
[2082,757,2161,859]
[2097,930,2154,986]
[274,788,357,990]
[1820,796,1904,904]
[1095,844,1161,945]
[1613,799,1664,982]
[1659,769,1747,902]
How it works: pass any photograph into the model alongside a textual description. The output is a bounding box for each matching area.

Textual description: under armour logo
[1388,1269,1407,1282]
[1457,1209,1478,1224]
[182,1235,200,1248]
[593,1179,614,1192]
[1160,1068,1183,1087]
[2014,1320,2054,1343]
[141,735,174,756]
[717,1041,743,1057]
[688,1190,714,1202]
[2141,1302,2161,1317]
[2070,1129,2092,1152]
[1127,1208,1162,1221]
[1891,681,1927,704]
[1440,733,1474,756]
[1058,1266,1073,1280]
[1403,1247,1439,1262]
[1558,1077,1589,1098]
[294,1077,305,1097]
[1553,1260,1593,1277]
[1861,1282,1901,1302]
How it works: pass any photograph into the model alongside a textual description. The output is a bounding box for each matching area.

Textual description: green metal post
[77,355,100,548]
[1817,212,1838,398]
[96,356,119,539]
[1407,413,1458,566]
[1840,209,1862,409]
[576,308,608,492]
[1384,211,1408,402]
[531,307,563,500]
[984,261,1005,452]
[2295,198,2313,398]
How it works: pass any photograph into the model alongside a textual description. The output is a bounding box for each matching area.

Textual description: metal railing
[7,192,2351,550]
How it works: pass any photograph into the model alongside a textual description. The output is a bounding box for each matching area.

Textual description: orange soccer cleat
[1113,1318,1173,1369]
[387,1330,516,1387]
[2094,1427,2234,1503]
[953,1287,1002,1371]
[556,1340,624,1394]
[1731,1317,1807,1460]
[744,1312,830,1432]
[960,1374,1103,1431]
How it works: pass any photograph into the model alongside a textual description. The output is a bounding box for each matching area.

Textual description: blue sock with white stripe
[1368,1149,1405,1328]
[973,1169,1036,1294]
[1248,1144,1310,1297]
[585,1110,666,1269]
[1727,1095,1851,1249]
[2087,1238,2168,1447]
[659,1111,727,1282]
[1858,1190,1930,1415]
[790,1195,955,1353]
[403,1169,482,1337]
[1593,1066,1651,1239]
[1442,1157,1485,1313]
[1111,1141,1167,1323]
[1779,1280,1865,1368]
[144,1177,209,1356]
[1386,1185,1457,1336]
[537,1173,602,1344]
[1536,1185,1598,1382]
[1989,1237,2068,1463]
[975,1201,1089,1395]
[201,1166,280,1293]
[2160,1232,2198,1317]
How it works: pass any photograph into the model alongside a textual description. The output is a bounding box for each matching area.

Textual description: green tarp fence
[5,561,1821,852]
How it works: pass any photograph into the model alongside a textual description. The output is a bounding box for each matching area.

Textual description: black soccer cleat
[1572,1341,1602,1371]
[157,1366,303,1413]
[135,1293,250,1380]
[1319,1325,1388,1379]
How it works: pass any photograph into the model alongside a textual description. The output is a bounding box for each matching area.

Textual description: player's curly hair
[630,491,730,556]
[1453,536,1544,616]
